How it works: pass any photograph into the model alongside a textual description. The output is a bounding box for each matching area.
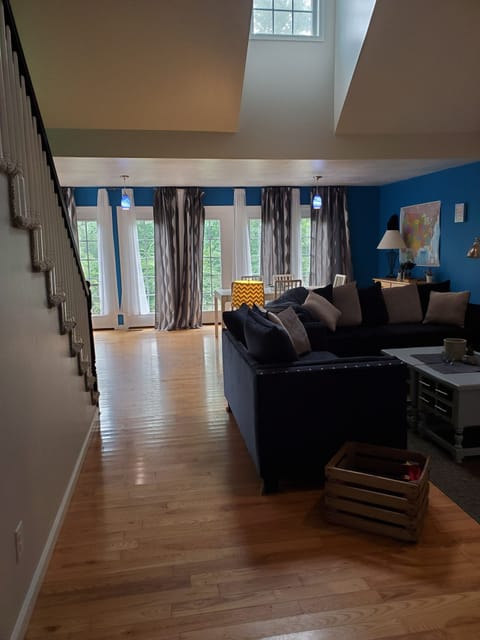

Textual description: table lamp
[377,230,407,278]
[231,279,265,309]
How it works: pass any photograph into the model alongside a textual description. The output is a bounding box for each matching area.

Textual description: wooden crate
[324,441,430,542]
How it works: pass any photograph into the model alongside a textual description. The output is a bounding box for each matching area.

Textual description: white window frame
[250,0,325,41]
[77,206,118,330]
[202,206,233,324]
[123,206,155,328]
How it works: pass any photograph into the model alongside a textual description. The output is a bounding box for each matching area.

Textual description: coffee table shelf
[382,346,480,463]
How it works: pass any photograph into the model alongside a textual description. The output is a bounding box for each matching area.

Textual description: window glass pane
[252,0,319,37]
[202,220,222,312]
[274,10,292,34]
[294,0,312,10]
[253,9,273,34]
[300,217,311,286]
[293,12,312,35]
[78,220,101,315]
[248,219,262,277]
[274,0,292,9]
[136,220,155,313]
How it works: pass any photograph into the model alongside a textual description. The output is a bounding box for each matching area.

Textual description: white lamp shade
[377,230,407,250]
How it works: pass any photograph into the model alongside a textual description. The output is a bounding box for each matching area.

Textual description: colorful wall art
[400,200,441,266]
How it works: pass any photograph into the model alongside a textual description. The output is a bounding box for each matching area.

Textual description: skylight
[251,0,323,40]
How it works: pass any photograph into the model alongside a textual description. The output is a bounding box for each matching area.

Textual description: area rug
[408,428,480,523]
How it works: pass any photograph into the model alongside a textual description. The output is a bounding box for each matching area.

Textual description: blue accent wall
[347,187,380,288]
[379,162,480,303]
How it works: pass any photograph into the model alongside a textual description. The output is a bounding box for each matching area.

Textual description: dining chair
[274,277,302,298]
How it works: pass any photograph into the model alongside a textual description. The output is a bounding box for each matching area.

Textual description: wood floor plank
[25,327,480,639]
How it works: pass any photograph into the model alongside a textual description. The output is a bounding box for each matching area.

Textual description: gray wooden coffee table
[382,346,480,463]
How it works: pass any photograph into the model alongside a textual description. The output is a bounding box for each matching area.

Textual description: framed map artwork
[399,200,441,267]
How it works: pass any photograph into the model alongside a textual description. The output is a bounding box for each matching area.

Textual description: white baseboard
[9,408,99,640]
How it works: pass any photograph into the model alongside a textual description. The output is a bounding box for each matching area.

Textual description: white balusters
[0,1,97,404]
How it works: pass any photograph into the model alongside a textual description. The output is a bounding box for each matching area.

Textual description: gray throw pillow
[276,306,312,355]
[332,281,362,327]
[423,290,470,327]
[382,284,423,323]
[302,291,342,331]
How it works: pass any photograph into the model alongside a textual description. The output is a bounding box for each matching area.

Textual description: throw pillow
[243,310,297,363]
[332,281,362,327]
[357,282,389,326]
[269,286,309,306]
[312,283,333,302]
[423,290,470,327]
[222,304,250,345]
[417,280,451,316]
[276,306,312,355]
[382,284,423,323]
[302,291,341,331]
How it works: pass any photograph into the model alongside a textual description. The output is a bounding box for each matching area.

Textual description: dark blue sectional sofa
[222,328,409,493]
[221,280,480,492]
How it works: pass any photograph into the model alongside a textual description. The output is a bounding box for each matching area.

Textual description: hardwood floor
[26,327,480,639]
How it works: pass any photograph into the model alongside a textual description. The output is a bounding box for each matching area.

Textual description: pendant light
[312,175,322,210]
[120,175,131,210]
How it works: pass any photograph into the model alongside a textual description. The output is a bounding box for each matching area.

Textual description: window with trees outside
[251,0,323,39]
[248,218,262,277]
[202,219,222,312]
[77,219,101,314]
[136,219,155,313]
[300,217,311,285]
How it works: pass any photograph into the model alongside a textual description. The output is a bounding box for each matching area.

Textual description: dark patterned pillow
[243,310,297,363]
[222,304,250,345]
[312,283,333,302]
[267,286,309,306]
[358,282,389,326]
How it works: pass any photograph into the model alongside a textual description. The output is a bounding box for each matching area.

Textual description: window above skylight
[250,0,324,40]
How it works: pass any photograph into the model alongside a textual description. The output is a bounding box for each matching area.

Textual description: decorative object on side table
[399,260,416,280]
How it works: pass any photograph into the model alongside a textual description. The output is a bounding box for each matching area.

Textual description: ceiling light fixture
[120,175,131,210]
[312,175,322,210]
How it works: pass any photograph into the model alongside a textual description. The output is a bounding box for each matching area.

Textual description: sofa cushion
[268,285,309,306]
[333,281,362,327]
[302,291,342,331]
[276,306,312,355]
[312,283,333,302]
[418,280,451,316]
[243,310,297,364]
[382,284,423,323]
[223,304,250,345]
[423,290,470,327]
[358,282,389,326]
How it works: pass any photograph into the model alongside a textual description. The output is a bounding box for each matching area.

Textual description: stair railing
[0,0,98,404]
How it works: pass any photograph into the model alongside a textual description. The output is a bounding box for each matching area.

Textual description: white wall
[0,173,97,640]
[334,0,376,129]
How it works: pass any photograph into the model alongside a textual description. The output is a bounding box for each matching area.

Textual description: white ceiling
[53,156,473,188]
[10,0,480,188]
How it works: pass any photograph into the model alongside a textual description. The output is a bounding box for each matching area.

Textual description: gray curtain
[153,187,205,330]
[310,186,353,285]
[260,186,292,285]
